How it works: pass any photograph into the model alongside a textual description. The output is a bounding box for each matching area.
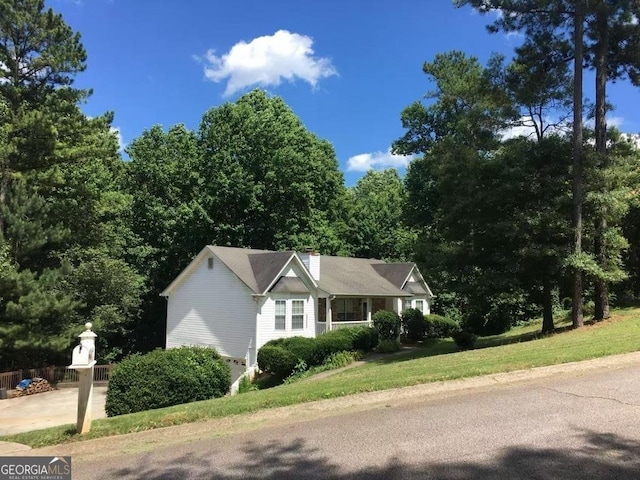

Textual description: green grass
[4,308,640,449]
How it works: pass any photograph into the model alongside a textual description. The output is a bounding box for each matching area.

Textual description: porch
[315,297,397,334]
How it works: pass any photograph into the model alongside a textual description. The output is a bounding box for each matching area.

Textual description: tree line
[0,0,639,370]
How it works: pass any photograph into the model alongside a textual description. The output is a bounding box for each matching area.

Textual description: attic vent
[207,257,214,269]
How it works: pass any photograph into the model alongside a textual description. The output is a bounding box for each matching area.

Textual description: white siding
[166,255,257,365]
[257,294,316,347]
[256,261,317,348]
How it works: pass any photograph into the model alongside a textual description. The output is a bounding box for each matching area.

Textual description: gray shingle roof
[371,263,414,288]
[208,246,417,297]
[316,256,411,297]
[209,246,293,294]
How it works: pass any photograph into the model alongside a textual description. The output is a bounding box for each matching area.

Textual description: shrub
[425,314,460,339]
[402,308,428,341]
[312,329,354,365]
[372,310,401,341]
[322,350,360,368]
[453,330,478,350]
[377,339,401,353]
[257,345,298,377]
[237,375,257,394]
[340,326,379,352]
[105,346,231,417]
[279,336,317,365]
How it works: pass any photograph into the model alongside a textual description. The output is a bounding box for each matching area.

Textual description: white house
[161,246,433,388]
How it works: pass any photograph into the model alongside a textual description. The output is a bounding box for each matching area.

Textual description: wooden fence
[0,365,113,390]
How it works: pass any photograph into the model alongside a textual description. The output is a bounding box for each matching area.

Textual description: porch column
[327,297,332,332]
[367,297,372,326]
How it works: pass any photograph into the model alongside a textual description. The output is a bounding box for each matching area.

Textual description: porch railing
[329,321,372,330]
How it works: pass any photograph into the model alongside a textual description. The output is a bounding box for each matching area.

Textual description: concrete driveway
[0,386,107,435]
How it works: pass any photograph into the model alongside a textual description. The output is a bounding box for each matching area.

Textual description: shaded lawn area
[3,308,640,449]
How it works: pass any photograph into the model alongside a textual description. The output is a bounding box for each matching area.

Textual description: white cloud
[110,127,124,152]
[607,116,624,128]
[199,30,337,96]
[347,148,413,172]
[620,132,640,149]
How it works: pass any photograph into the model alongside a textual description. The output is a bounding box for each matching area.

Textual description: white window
[403,299,412,311]
[292,300,304,329]
[275,300,286,330]
[415,300,424,312]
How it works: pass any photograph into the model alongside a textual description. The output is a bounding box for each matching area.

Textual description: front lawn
[3,308,640,448]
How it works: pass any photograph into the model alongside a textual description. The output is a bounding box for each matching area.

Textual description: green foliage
[345,169,416,261]
[398,49,575,335]
[0,0,145,369]
[322,350,359,369]
[452,330,478,350]
[372,310,401,341]
[258,328,378,378]
[312,330,355,365]
[283,350,362,385]
[125,90,352,351]
[256,345,298,378]
[105,346,231,417]
[376,339,401,353]
[277,337,317,366]
[336,326,379,352]
[402,308,428,342]
[237,375,258,394]
[425,314,460,339]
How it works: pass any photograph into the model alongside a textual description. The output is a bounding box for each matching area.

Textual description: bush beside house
[425,314,461,339]
[372,310,401,341]
[257,326,379,378]
[402,308,429,341]
[372,310,401,352]
[105,346,231,416]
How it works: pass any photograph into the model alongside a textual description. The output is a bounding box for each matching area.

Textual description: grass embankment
[4,308,640,448]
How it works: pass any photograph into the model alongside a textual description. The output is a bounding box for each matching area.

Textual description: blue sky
[50,0,640,185]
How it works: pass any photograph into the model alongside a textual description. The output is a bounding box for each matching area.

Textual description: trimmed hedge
[105,346,231,417]
[425,314,461,339]
[402,308,428,341]
[372,310,401,341]
[312,329,356,365]
[257,345,298,378]
[279,336,317,365]
[257,326,380,377]
[340,326,379,352]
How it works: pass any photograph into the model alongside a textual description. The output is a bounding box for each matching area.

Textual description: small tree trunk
[593,6,610,321]
[541,272,554,333]
[571,0,585,329]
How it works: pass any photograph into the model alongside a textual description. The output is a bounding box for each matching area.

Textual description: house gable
[165,250,258,364]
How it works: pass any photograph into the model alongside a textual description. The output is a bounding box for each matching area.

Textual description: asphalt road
[70,363,640,480]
